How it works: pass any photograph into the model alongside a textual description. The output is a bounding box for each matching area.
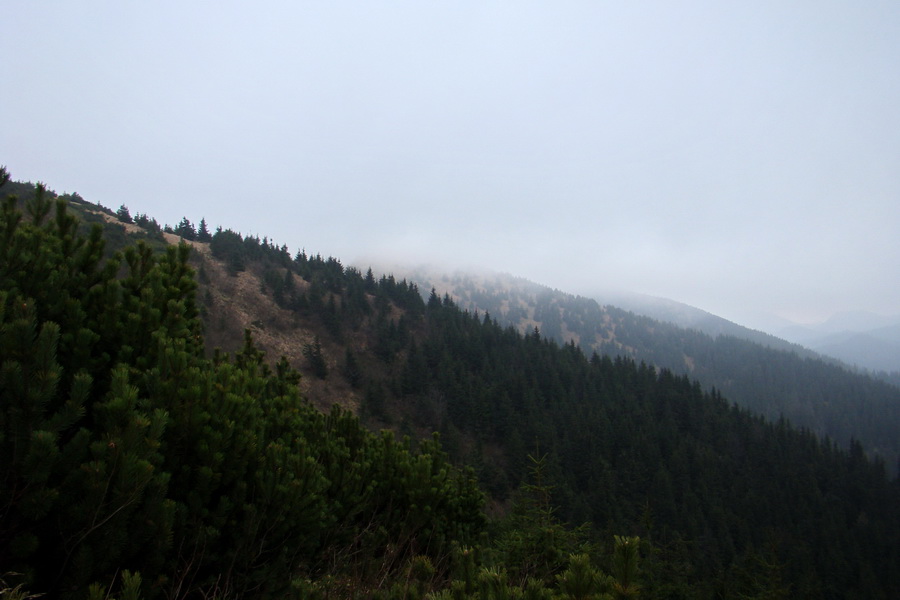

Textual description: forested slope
[0,180,483,597]
[188,205,899,597]
[3,173,899,598]
[403,271,900,473]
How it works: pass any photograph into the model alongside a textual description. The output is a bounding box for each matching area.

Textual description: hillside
[601,294,900,381]
[587,291,832,359]
[182,221,900,597]
[3,173,900,598]
[810,328,900,373]
[392,268,900,472]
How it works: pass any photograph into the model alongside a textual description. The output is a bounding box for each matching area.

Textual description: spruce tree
[116,204,133,223]
[196,217,212,242]
[304,336,328,379]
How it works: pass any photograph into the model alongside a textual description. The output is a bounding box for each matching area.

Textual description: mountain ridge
[774,312,900,375]
[21,182,900,468]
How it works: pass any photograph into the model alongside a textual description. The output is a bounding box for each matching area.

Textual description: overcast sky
[3,1,899,328]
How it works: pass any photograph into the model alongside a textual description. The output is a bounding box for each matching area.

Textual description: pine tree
[610,536,641,600]
[556,553,611,600]
[0,189,174,594]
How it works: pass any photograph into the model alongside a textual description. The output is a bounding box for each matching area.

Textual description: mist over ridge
[4,2,899,331]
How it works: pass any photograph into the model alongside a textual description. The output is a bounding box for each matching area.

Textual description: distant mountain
[818,310,900,333]
[810,329,900,372]
[775,311,900,375]
[599,295,900,378]
[587,294,900,382]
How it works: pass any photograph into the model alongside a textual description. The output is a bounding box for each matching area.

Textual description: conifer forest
[1,170,899,598]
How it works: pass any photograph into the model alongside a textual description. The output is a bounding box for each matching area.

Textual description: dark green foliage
[222,236,900,597]
[0,188,176,593]
[116,204,133,223]
[556,553,612,600]
[196,218,212,242]
[5,173,900,598]
[401,341,429,396]
[0,186,485,598]
[173,217,196,240]
[209,227,246,274]
[401,296,900,598]
[491,454,591,586]
[133,212,164,237]
[609,536,641,600]
[343,348,363,388]
[427,274,900,476]
[263,266,295,307]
